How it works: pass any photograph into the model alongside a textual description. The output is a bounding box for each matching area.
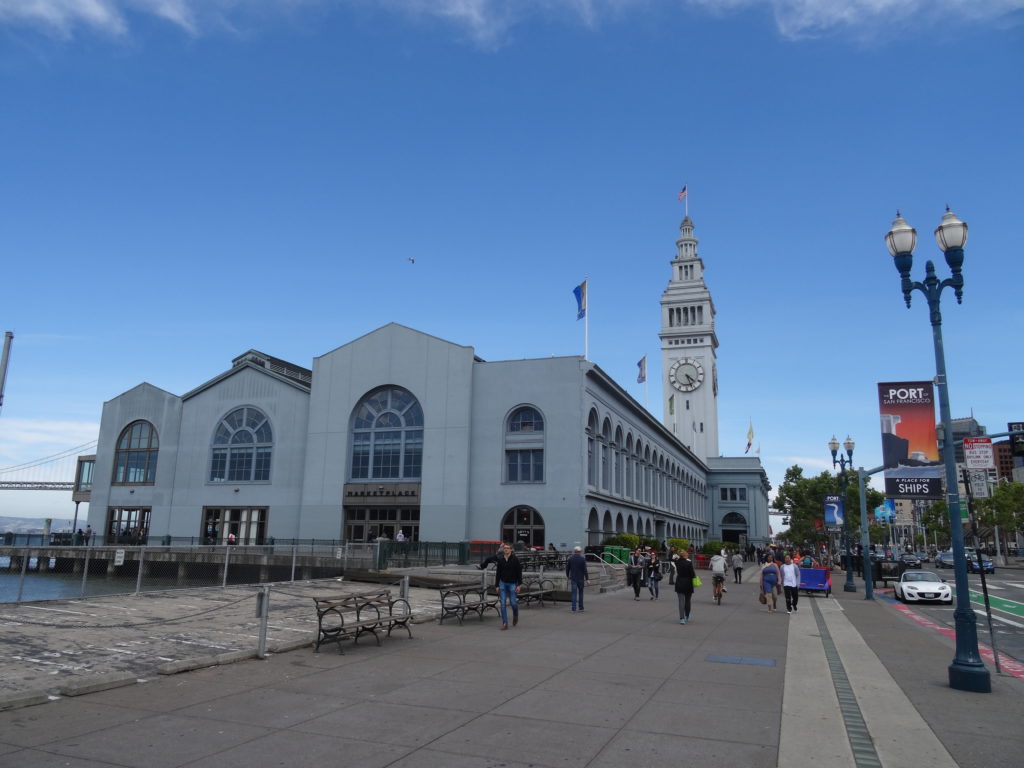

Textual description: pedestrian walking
[760,557,781,614]
[781,555,801,614]
[673,549,696,623]
[627,548,645,600]
[565,546,590,612]
[495,542,523,630]
[731,551,744,583]
[647,551,662,600]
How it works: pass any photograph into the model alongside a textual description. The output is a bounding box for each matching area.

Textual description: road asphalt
[0,566,1022,767]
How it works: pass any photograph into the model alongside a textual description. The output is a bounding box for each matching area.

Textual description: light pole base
[843,583,857,592]
[948,663,991,693]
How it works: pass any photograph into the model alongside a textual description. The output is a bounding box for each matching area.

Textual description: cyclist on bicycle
[709,551,728,603]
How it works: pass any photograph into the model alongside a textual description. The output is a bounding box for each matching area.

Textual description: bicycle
[712,573,725,605]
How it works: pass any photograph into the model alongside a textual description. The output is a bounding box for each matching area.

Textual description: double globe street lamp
[828,435,857,592]
[886,208,990,693]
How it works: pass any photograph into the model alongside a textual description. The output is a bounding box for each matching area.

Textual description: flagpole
[584,279,589,361]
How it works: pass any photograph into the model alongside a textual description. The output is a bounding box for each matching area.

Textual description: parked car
[967,556,995,574]
[899,552,922,569]
[915,551,930,563]
[932,550,995,573]
[893,570,953,604]
[934,551,956,569]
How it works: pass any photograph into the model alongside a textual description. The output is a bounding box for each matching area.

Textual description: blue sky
[1,0,1022,526]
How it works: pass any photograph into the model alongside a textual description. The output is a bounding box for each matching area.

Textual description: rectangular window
[720,488,728,501]
[374,432,401,478]
[403,429,422,479]
[228,447,253,482]
[210,449,227,482]
[254,448,271,481]
[507,449,544,483]
[202,507,268,545]
[351,433,369,478]
[106,507,151,544]
[738,488,747,502]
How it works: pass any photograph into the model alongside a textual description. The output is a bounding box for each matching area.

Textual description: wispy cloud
[0,419,99,471]
[1,0,1020,43]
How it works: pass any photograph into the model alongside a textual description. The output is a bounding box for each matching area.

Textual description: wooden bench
[312,589,414,653]
[438,582,499,625]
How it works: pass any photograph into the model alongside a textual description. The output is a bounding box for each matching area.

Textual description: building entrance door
[501,505,545,548]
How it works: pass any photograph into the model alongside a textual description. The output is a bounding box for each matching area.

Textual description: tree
[773,464,884,551]
[919,500,951,548]
[976,481,1024,553]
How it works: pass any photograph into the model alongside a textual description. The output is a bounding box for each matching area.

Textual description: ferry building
[84,218,770,549]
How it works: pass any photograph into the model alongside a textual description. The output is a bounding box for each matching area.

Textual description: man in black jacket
[565,546,590,612]
[495,542,523,630]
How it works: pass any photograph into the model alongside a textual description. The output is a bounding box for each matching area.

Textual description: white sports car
[893,570,952,604]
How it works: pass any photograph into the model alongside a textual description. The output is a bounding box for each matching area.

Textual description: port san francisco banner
[878,381,943,499]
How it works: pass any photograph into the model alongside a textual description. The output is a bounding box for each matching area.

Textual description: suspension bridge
[0,442,97,492]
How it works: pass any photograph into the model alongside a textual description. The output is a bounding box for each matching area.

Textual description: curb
[0,689,51,712]
[60,671,138,697]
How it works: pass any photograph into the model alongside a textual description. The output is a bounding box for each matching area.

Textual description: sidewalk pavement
[0,575,1021,767]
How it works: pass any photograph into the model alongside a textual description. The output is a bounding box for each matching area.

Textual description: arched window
[350,387,423,480]
[600,419,612,491]
[586,410,599,486]
[113,421,159,484]
[505,406,545,483]
[210,407,273,482]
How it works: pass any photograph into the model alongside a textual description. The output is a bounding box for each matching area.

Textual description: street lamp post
[886,208,990,694]
[829,435,857,593]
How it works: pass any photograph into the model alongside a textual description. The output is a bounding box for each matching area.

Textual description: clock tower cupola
[659,216,719,461]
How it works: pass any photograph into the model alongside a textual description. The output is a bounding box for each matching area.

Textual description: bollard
[401,575,410,601]
[16,550,28,603]
[80,546,91,597]
[291,544,297,582]
[256,586,270,658]
[135,547,145,596]
[223,544,231,588]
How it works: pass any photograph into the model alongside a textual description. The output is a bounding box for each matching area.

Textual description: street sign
[963,437,994,469]
[967,468,990,499]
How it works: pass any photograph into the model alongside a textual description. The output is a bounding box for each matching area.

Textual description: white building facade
[85,218,769,550]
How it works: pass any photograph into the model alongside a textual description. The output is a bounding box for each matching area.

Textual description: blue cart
[799,567,832,597]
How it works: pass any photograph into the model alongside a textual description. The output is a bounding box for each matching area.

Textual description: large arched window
[113,421,159,484]
[350,387,423,480]
[210,407,273,482]
[505,406,545,483]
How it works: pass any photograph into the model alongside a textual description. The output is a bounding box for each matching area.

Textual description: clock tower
[659,216,719,461]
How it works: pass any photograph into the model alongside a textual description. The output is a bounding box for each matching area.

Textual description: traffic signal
[1009,422,1024,457]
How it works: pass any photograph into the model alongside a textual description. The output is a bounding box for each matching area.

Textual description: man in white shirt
[781,555,802,614]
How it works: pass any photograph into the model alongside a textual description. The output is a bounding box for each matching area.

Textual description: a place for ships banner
[878,382,943,498]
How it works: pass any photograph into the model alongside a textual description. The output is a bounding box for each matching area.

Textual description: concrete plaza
[0,574,1022,767]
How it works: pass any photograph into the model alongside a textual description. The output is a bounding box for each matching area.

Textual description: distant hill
[0,516,76,534]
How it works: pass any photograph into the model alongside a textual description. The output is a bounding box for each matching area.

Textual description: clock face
[669,358,704,392]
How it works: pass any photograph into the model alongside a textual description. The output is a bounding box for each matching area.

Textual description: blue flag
[573,280,587,320]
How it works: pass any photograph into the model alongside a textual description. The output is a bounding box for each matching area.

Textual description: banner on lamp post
[878,382,943,499]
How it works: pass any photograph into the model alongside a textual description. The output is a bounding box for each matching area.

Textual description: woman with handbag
[627,548,644,600]
[759,557,782,614]
[647,552,662,600]
[673,550,696,624]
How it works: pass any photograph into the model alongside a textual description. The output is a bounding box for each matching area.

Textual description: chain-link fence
[0,540,486,604]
